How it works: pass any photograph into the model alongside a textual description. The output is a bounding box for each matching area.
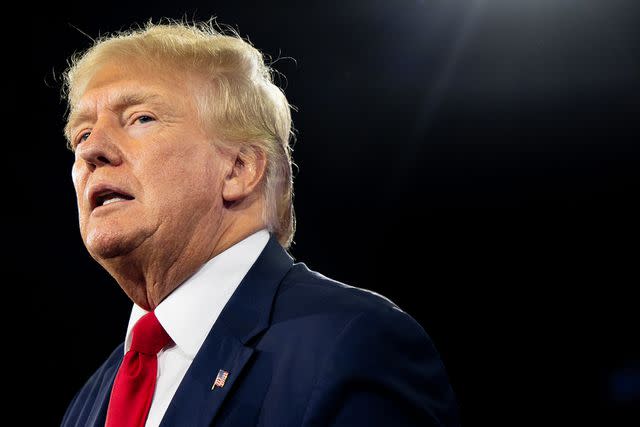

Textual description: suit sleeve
[301,306,460,427]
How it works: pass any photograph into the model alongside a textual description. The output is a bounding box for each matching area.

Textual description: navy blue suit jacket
[62,236,460,426]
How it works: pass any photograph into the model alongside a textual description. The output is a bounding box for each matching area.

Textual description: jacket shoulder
[269,262,460,426]
[269,261,435,356]
[274,261,401,319]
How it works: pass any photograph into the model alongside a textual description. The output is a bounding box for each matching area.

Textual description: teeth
[102,197,128,206]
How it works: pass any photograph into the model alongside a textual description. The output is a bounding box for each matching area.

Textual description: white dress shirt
[123,229,270,427]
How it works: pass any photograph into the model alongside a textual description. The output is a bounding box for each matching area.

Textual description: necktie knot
[130,311,172,355]
[106,311,170,427]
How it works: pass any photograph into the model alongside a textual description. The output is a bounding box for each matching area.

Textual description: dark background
[17,0,639,425]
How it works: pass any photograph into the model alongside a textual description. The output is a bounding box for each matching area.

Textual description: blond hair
[63,20,296,248]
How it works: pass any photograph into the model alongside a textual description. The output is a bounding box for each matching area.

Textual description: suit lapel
[87,357,122,427]
[159,235,293,427]
[158,330,255,426]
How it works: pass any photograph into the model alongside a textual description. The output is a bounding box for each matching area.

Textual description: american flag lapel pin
[212,369,230,390]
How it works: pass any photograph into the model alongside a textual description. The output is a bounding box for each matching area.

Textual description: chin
[84,228,140,260]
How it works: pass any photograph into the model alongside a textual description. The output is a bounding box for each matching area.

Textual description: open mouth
[96,192,134,207]
[92,190,135,210]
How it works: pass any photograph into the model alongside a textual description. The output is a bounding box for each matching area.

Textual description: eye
[75,131,91,147]
[134,115,155,124]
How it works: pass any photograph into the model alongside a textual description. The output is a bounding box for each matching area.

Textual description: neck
[100,219,265,311]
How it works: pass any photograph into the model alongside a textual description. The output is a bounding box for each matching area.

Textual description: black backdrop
[17,0,639,425]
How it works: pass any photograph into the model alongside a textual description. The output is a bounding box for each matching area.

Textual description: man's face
[69,60,228,263]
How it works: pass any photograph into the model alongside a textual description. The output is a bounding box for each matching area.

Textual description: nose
[75,121,123,171]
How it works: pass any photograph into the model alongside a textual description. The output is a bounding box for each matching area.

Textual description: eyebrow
[64,92,165,142]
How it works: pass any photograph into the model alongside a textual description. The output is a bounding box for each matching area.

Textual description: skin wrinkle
[66,93,171,143]
[66,59,203,146]
[71,58,267,310]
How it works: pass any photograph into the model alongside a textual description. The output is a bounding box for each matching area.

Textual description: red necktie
[105,311,172,427]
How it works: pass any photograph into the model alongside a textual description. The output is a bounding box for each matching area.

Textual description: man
[61,21,459,427]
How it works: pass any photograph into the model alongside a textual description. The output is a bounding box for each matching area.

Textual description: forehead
[77,60,193,106]
[66,60,201,133]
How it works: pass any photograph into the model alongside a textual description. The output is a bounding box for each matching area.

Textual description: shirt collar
[124,229,270,359]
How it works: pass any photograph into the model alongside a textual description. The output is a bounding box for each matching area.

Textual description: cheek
[71,163,86,206]
[71,162,81,189]
[143,150,223,210]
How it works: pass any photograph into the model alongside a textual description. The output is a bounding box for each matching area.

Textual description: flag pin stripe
[212,369,230,390]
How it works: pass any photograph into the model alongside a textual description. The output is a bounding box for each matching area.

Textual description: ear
[222,146,267,203]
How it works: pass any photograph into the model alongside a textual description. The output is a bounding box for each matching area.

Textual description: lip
[87,183,135,212]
